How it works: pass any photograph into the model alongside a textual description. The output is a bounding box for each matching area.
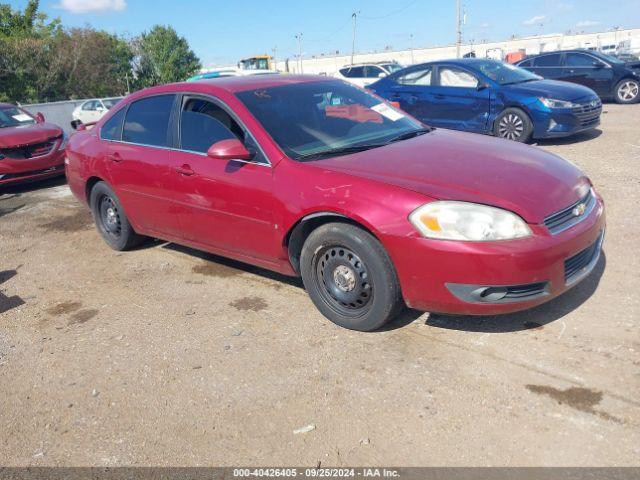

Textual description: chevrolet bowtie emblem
[572,203,587,217]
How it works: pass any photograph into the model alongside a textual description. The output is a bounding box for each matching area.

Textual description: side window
[397,67,432,86]
[566,53,600,67]
[364,66,383,78]
[518,59,533,68]
[122,95,175,147]
[101,108,126,141]
[439,67,478,88]
[179,98,245,154]
[534,54,561,67]
[341,66,364,78]
[82,100,97,111]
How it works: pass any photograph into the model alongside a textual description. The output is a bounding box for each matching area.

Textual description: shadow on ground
[535,128,602,146]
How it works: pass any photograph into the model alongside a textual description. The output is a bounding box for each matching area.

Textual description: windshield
[102,98,122,109]
[474,60,541,85]
[590,51,625,65]
[0,106,35,128]
[381,63,402,73]
[236,80,423,161]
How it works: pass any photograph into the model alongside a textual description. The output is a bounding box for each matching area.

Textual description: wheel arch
[85,176,107,204]
[284,211,380,275]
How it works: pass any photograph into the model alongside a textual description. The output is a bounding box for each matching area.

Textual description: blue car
[368,59,602,142]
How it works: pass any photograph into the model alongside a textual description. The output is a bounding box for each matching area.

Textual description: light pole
[410,33,415,64]
[272,46,277,71]
[456,0,462,58]
[351,12,358,65]
[295,33,303,73]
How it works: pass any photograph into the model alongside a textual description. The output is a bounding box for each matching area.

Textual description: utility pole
[271,46,277,71]
[295,33,303,73]
[410,33,415,64]
[456,0,462,58]
[351,12,358,65]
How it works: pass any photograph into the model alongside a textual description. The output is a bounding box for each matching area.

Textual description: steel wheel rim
[618,81,639,101]
[498,113,524,140]
[314,245,373,318]
[98,195,122,239]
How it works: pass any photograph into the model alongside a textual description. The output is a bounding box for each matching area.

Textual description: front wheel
[300,223,403,332]
[614,79,640,104]
[493,108,533,143]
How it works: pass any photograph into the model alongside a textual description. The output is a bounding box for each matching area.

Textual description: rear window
[534,54,562,67]
[122,95,175,147]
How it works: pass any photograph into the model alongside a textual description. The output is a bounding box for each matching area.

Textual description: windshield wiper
[384,127,433,144]
[296,143,387,161]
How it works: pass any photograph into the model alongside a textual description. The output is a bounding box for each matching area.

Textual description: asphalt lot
[1,104,639,466]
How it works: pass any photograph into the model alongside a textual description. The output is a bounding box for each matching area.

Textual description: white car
[72,97,123,124]
[334,62,403,87]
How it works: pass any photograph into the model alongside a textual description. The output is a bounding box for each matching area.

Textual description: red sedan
[0,104,67,187]
[65,76,605,331]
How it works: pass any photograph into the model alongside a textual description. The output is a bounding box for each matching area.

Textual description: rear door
[168,95,278,261]
[385,65,435,123]
[562,52,614,96]
[530,53,564,80]
[105,94,183,237]
[427,65,490,133]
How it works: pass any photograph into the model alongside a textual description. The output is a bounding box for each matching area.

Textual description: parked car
[368,58,602,142]
[72,97,123,125]
[335,62,403,87]
[516,49,640,104]
[65,75,605,331]
[0,103,66,187]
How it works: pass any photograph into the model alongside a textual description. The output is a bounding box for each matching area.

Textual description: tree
[133,25,201,88]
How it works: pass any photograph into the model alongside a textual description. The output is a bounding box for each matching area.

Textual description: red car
[65,76,605,331]
[0,104,67,187]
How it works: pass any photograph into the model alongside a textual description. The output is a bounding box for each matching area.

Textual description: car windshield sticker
[12,113,32,122]
[371,103,405,122]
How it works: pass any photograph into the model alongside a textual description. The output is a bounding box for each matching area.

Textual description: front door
[562,52,615,97]
[428,65,490,133]
[168,95,279,262]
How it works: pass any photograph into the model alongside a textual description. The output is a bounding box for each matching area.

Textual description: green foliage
[0,3,201,103]
[133,25,201,89]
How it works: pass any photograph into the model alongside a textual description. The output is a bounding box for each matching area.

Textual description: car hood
[316,129,589,224]
[505,79,597,101]
[0,122,63,148]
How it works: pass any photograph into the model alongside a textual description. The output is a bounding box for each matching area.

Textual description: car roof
[138,74,334,96]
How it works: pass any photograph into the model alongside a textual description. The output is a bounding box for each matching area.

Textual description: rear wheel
[300,223,403,332]
[493,108,533,143]
[614,79,639,104]
[89,182,145,251]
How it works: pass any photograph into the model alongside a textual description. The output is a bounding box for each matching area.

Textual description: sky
[7,0,640,66]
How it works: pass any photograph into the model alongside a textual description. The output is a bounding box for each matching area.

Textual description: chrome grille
[544,189,596,234]
[572,98,602,127]
[0,137,59,160]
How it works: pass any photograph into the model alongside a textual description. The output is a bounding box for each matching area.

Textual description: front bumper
[0,147,66,187]
[386,194,605,315]
[531,99,602,139]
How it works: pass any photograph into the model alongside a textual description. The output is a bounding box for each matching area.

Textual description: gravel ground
[0,104,639,466]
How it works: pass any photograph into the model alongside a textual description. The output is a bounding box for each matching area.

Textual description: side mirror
[206,138,253,161]
[477,82,489,91]
[35,112,45,123]
[70,119,84,131]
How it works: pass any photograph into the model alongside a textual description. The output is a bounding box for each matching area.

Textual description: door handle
[174,164,195,176]
[108,152,122,163]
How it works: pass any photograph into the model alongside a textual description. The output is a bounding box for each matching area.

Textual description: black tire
[614,78,640,104]
[493,107,533,143]
[300,223,403,332]
[89,181,145,251]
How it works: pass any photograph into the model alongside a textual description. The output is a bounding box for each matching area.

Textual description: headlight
[409,201,532,241]
[538,97,577,109]
[58,132,68,150]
